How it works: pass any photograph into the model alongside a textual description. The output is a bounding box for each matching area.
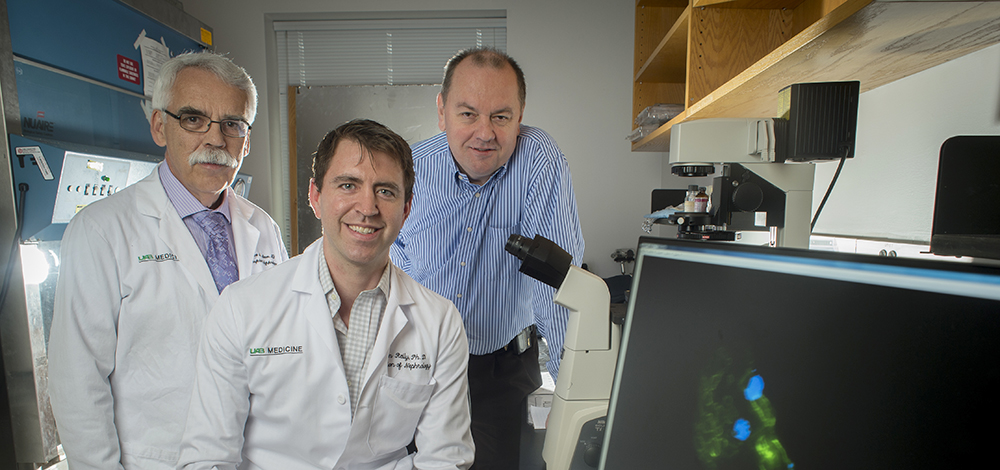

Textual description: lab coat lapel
[361,264,413,390]
[228,190,261,279]
[294,241,341,362]
[135,168,219,301]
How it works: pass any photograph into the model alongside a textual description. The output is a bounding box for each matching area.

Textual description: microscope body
[543,266,619,470]
[503,234,620,470]
[667,118,815,248]
[665,82,860,248]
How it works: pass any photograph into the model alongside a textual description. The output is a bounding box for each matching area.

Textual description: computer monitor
[601,237,1000,470]
[930,135,1000,260]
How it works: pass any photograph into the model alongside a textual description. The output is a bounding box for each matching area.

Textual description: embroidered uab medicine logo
[249,346,304,356]
[137,252,178,263]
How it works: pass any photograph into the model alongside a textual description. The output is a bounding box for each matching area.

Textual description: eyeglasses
[162,109,251,138]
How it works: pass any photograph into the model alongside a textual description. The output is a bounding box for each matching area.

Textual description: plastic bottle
[684,185,699,212]
[694,186,709,213]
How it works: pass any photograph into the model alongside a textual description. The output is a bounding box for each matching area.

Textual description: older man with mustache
[48,51,288,470]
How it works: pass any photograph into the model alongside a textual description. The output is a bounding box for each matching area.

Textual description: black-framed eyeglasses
[162,109,251,138]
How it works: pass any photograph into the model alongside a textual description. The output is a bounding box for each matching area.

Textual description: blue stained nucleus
[732,418,751,441]
[744,375,765,401]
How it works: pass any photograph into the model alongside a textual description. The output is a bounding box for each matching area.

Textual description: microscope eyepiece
[504,234,572,289]
[505,234,532,261]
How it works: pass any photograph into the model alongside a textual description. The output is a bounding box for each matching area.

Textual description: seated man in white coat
[178,119,475,470]
[48,52,288,470]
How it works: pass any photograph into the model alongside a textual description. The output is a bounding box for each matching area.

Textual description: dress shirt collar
[449,150,509,187]
[159,162,232,223]
[317,244,392,308]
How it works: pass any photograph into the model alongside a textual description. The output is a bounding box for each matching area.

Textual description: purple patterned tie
[192,211,238,293]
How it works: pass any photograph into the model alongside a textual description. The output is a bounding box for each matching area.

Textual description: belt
[499,325,535,355]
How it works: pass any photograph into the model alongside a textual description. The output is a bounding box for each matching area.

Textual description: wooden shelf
[631,0,1000,152]
[692,0,808,9]
[635,6,689,83]
[638,0,689,7]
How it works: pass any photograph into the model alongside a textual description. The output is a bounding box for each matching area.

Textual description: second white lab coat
[48,165,288,470]
[178,240,474,470]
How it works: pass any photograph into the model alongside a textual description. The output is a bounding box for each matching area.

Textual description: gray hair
[151,51,258,124]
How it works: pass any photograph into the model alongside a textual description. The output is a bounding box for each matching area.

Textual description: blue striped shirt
[390,125,584,379]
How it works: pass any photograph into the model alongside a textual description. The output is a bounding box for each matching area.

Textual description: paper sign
[133,29,170,98]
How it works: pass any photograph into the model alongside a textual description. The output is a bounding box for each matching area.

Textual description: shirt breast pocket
[486,199,521,229]
[366,375,435,455]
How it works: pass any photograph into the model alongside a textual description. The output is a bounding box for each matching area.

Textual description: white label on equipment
[15,146,54,180]
[755,211,767,227]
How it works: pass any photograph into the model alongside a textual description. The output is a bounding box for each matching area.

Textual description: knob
[731,182,763,212]
[583,442,602,467]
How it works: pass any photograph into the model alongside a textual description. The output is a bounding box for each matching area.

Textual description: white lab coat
[177,240,474,470]
[48,165,288,470]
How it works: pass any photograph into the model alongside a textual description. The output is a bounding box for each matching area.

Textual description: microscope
[662,81,860,248]
[506,234,619,470]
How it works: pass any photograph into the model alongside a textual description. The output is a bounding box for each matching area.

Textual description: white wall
[180,0,659,278]
[811,42,1000,242]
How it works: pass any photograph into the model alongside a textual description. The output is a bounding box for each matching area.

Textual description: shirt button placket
[456,185,483,309]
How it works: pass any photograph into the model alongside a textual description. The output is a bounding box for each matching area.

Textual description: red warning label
[118,55,140,85]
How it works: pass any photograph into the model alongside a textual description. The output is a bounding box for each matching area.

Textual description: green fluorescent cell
[694,347,794,470]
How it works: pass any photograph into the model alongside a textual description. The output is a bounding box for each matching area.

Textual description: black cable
[811,156,846,231]
[0,183,29,311]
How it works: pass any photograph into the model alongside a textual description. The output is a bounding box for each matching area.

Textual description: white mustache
[188,147,238,168]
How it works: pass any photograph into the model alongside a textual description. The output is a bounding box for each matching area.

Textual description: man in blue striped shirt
[391,47,585,469]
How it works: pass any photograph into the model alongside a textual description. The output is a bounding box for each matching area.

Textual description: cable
[0,183,29,311]
[811,156,846,231]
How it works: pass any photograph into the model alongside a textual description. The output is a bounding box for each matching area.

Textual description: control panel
[10,134,159,241]
[53,152,137,223]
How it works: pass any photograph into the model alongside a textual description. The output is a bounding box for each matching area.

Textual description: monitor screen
[600,238,1000,470]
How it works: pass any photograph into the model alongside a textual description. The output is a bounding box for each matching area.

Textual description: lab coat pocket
[367,375,435,455]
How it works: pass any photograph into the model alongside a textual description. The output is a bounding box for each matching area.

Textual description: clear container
[684,184,699,212]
